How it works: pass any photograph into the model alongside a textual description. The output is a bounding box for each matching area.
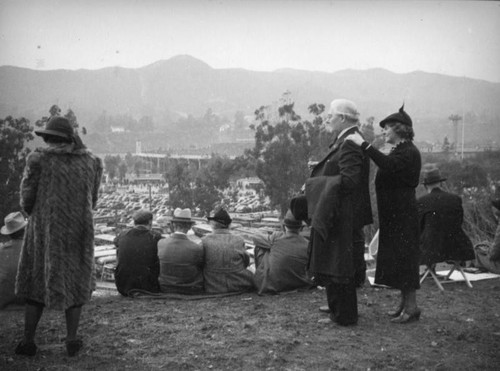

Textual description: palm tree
[448,114,462,153]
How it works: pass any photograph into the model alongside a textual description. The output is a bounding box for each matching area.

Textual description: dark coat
[16,144,102,309]
[307,127,372,281]
[114,226,162,296]
[417,188,474,265]
[157,233,204,294]
[365,141,421,290]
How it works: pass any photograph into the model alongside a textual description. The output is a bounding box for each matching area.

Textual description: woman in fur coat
[15,116,103,357]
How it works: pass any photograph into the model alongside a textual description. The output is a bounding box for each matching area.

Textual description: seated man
[417,167,475,267]
[157,208,204,294]
[0,212,27,309]
[202,208,254,293]
[114,209,162,296]
[474,199,500,274]
[253,210,314,295]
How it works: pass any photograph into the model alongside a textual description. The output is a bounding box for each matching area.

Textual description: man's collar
[337,125,358,140]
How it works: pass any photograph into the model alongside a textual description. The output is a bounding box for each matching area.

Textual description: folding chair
[420,260,473,291]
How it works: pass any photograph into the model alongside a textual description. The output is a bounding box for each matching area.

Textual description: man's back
[254,232,313,294]
[114,227,162,295]
[157,234,204,294]
[418,188,474,265]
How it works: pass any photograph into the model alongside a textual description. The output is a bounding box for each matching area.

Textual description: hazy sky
[1,0,499,82]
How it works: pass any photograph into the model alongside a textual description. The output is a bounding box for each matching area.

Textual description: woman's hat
[380,104,413,128]
[171,208,195,224]
[207,208,232,226]
[422,168,447,185]
[1,212,27,235]
[283,210,302,228]
[35,117,74,139]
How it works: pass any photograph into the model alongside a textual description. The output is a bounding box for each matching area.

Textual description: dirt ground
[1,274,499,371]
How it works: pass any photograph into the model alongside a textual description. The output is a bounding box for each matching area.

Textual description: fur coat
[16,143,103,310]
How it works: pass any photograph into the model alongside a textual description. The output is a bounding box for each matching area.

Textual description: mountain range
[1,54,499,144]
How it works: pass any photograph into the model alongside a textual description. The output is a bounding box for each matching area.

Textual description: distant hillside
[1,54,499,146]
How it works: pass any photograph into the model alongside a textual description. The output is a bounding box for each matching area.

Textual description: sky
[1,0,499,82]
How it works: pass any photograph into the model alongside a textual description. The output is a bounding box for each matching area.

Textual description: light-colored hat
[1,212,27,235]
[328,99,359,121]
[171,208,195,224]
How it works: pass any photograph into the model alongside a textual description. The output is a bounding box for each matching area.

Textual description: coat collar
[327,126,360,152]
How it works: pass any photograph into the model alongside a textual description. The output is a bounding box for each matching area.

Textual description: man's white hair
[328,99,359,121]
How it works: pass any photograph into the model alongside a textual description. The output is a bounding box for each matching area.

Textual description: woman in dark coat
[347,105,422,324]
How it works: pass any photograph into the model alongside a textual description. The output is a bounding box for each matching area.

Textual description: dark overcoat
[417,188,474,265]
[16,144,102,309]
[366,141,421,290]
[307,127,372,282]
[114,226,162,296]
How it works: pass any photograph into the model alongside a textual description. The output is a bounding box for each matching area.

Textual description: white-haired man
[307,99,372,326]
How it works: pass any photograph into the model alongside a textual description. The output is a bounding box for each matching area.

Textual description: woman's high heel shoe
[387,306,404,318]
[390,308,421,324]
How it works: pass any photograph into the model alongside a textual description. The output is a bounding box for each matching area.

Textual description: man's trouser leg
[326,279,358,326]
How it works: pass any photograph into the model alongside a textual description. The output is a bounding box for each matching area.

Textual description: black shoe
[15,341,37,356]
[66,339,83,356]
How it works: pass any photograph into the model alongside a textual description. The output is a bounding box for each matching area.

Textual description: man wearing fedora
[0,212,27,309]
[202,208,254,293]
[157,208,204,294]
[417,167,475,267]
[252,210,314,295]
[114,209,163,296]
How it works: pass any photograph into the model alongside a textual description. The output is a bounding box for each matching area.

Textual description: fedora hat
[207,208,232,226]
[35,116,74,139]
[422,168,447,185]
[283,210,302,228]
[380,104,413,128]
[171,208,195,224]
[1,212,27,235]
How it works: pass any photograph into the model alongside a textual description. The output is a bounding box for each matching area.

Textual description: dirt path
[1,278,499,370]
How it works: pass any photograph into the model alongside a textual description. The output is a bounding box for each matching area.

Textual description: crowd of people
[2,106,499,358]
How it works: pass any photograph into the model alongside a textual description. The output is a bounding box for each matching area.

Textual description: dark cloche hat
[35,116,74,139]
[207,208,232,226]
[422,168,447,185]
[380,104,413,128]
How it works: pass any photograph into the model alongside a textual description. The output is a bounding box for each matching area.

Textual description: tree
[165,159,194,209]
[192,155,233,216]
[250,101,314,216]
[118,162,128,182]
[0,116,34,221]
[104,155,121,180]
